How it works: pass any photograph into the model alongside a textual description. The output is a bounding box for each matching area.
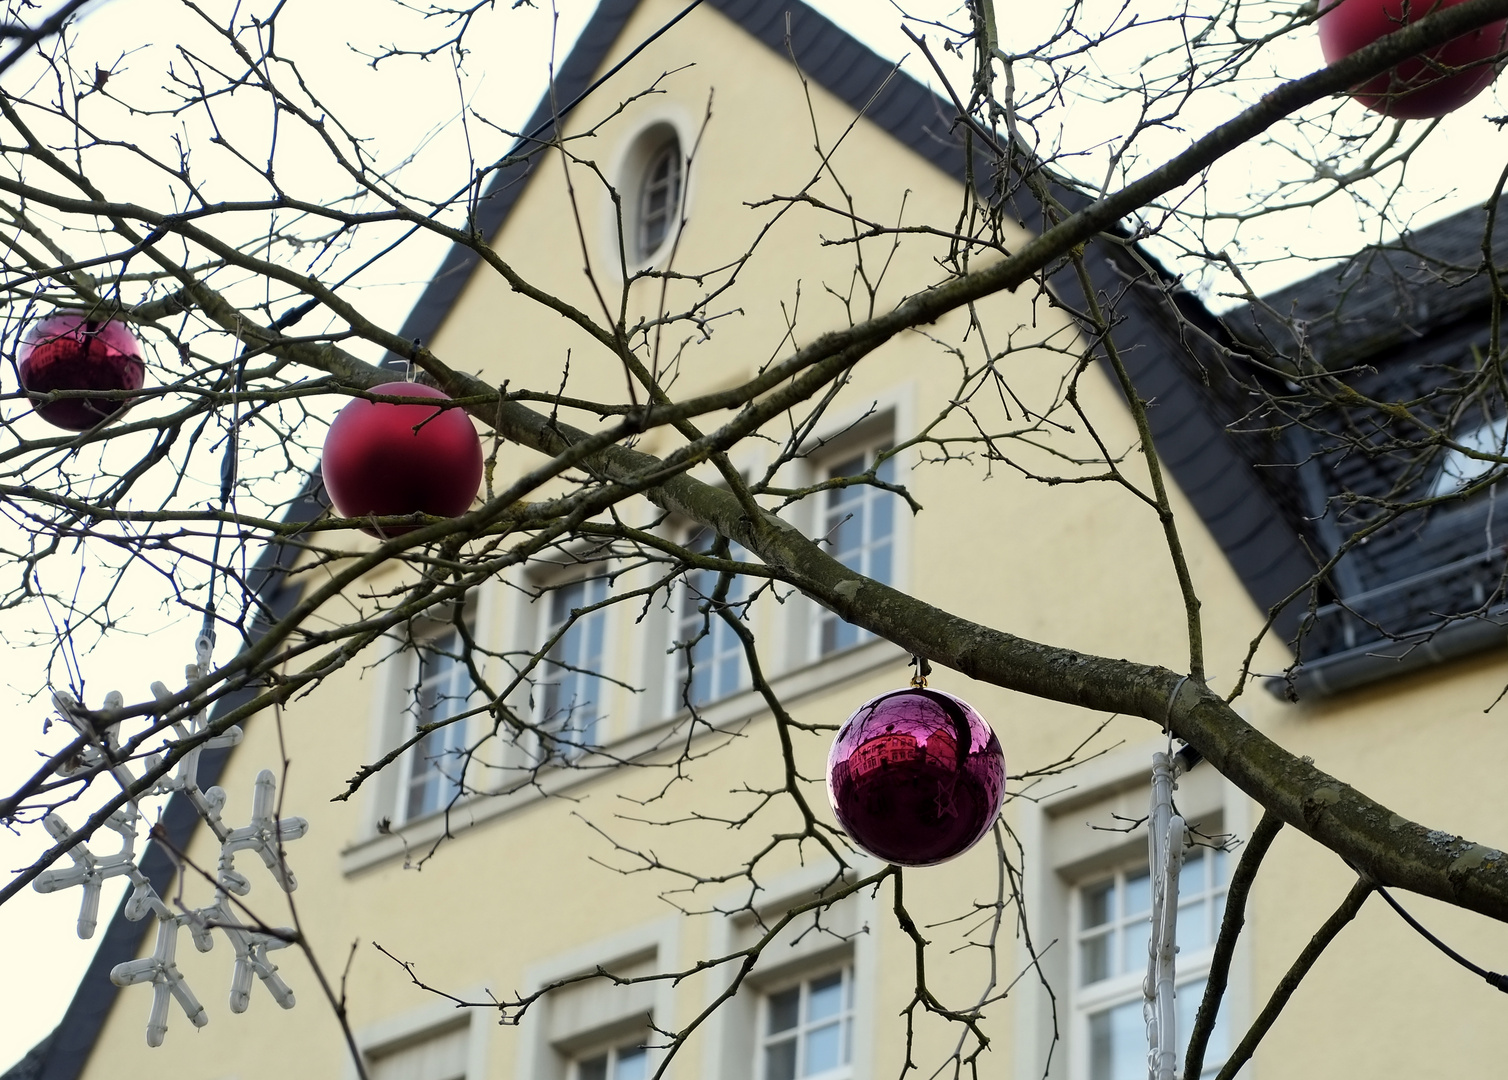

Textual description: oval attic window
[636,133,683,261]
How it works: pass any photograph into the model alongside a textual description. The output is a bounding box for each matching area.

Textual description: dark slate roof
[1,1031,53,1080]
[1224,197,1508,697]
[30,1,1333,1073]
[1233,197,1501,371]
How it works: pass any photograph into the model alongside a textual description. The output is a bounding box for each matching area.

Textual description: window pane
[814,447,898,656]
[613,1046,648,1080]
[1080,932,1110,985]
[829,511,862,560]
[1088,999,1144,1080]
[1176,976,1229,1075]
[541,576,607,750]
[638,140,682,258]
[1179,898,1212,952]
[828,454,866,480]
[578,1056,608,1080]
[674,531,747,708]
[821,614,857,655]
[765,1038,797,1080]
[1123,868,1151,916]
[807,973,843,1021]
[804,1022,841,1075]
[1184,846,1204,885]
[868,538,892,587]
[1121,914,1150,977]
[869,484,894,543]
[1082,880,1114,929]
[690,663,712,708]
[405,624,472,821]
[768,987,800,1034]
[718,652,741,700]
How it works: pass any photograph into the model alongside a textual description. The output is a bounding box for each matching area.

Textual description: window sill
[340,637,906,876]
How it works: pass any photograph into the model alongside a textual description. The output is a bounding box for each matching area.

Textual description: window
[636,133,682,261]
[1432,412,1507,495]
[538,574,610,756]
[1073,846,1231,1080]
[517,933,671,1080]
[575,1042,649,1080]
[760,967,854,1080]
[815,446,897,656]
[400,622,475,823]
[368,1022,469,1080]
[671,528,748,709]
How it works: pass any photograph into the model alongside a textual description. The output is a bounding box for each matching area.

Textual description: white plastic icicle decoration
[1143,748,1186,1080]
[32,630,309,1046]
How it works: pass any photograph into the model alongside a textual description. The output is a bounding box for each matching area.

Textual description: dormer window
[1431,412,1508,496]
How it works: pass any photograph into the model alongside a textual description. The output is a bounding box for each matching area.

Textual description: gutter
[1266,608,1508,700]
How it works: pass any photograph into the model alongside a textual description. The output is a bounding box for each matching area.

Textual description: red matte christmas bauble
[1318,0,1506,118]
[321,381,483,535]
[17,314,145,430]
[826,687,1006,867]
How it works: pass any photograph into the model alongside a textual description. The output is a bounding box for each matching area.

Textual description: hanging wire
[1374,885,1508,993]
[909,654,931,688]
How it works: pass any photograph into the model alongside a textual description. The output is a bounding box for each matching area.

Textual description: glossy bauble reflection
[1319,0,1506,118]
[826,687,1006,867]
[321,381,483,536]
[18,314,145,430]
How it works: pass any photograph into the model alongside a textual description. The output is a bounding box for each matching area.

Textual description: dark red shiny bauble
[826,687,1006,867]
[17,314,145,430]
[1319,0,1506,118]
[321,381,483,535]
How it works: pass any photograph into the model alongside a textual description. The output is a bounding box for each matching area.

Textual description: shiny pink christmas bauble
[17,314,145,430]
[321,381,483,535]
[1319,0,1506,118]
[826,687,1006,867]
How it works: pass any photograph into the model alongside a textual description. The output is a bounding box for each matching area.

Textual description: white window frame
[533,569,613,760]
[808,438,901,661]
[570,1035,653,1080]
[395,617,477,826]
[603,109,695,275]
[666,526,750,714]
[345,992,491,1080]
[1011,741,1251,1080]
[514,918,680,1080]
[1068,845,1232,1080]
[701,862,879,1080]
[757,963,856,1080]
